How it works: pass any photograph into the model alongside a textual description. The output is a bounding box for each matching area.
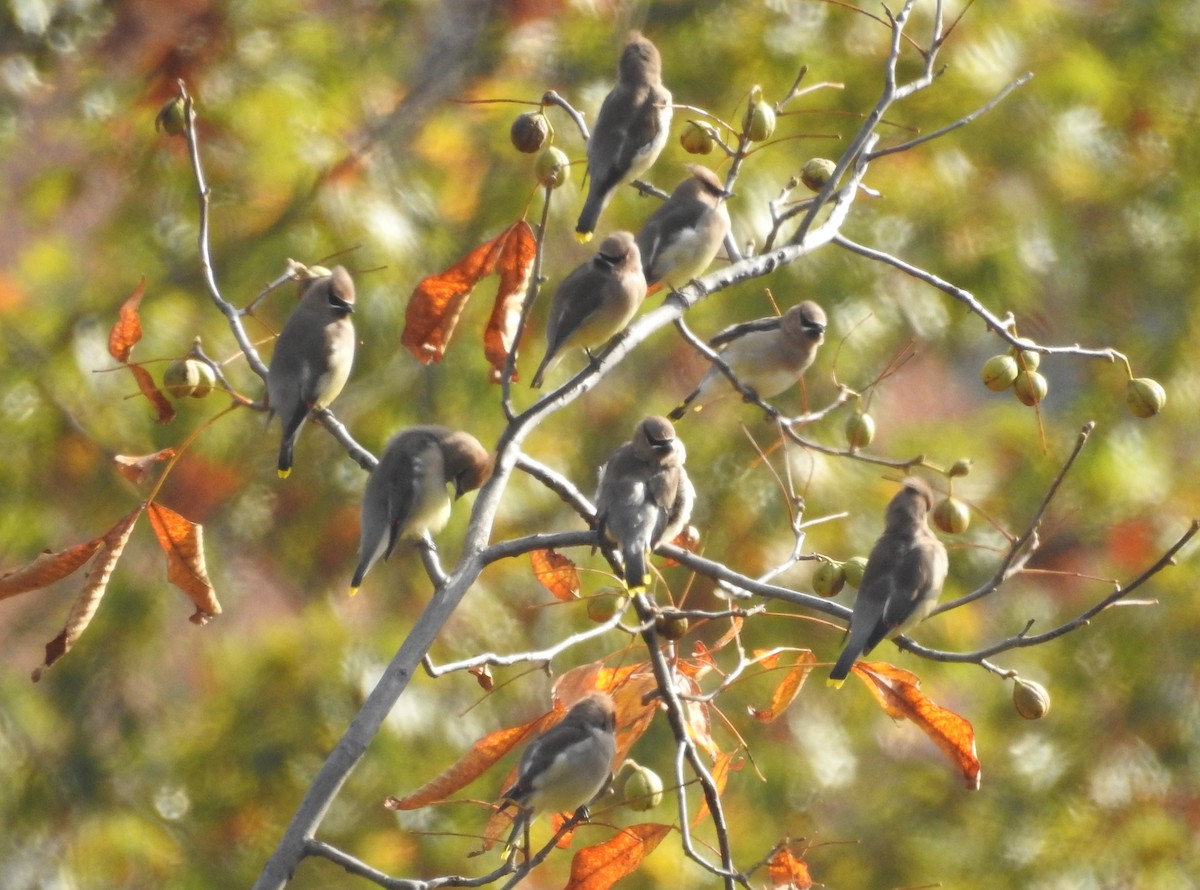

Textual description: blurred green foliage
[2,1,1198,888]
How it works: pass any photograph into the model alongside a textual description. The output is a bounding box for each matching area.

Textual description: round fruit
[744,86,776,142]
[155,97,187,136]
[1013,370,1048,406]
[586,594,620,623]
[981,354,1019,391]
[1012,678,1051,720]
[622,763,664,811]
[1126,377,1166,418]
[680,121,716,155]
[162,359,199,397]
[189,361,217,399]
[842,556,868,589]
[812,559,845,598]
[534,146,570,189]
[655,613,689,641]
[845,411,876,450]
[800,158,837,192]
[510,111,551,153]
[1011,345,1041,371]
[933,496,970,534]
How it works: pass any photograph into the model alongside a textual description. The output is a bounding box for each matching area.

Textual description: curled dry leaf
[1,537,104,601]
[767,845,814,890]
[530,547,580,602]
[33,507,142,681]
[114,449,177,484]
[107,277,146,363]
[147,503,221,619]
[564,823,672,890]
[483,220,535,382]
[469,664,494,692]
[854,661,982,790]
[131,362,176,425]
[402,221,535,380]
[675,671,718,759]
[749,649,816,723]
[693,750,741,827]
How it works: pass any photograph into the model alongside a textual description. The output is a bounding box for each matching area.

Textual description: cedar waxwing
[500,692,617,834]
[267,265,356,478]
[349,426,492,595]
[530,231,646,389]
[635,165,731,292]
[595,416,693,592]
[575,32,673,242]
[828,477,949,688]
[668,300,826,420]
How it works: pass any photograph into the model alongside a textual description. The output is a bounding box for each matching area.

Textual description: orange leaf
[662,524,700,568]
[32,507,142,681]
[114,449,177,484]
[855,661,982,790]
[469,664,495,691]
[675,671,718,759]
[484,220,535,383]
[130,363,176,424]
[564,823,672,890]
[147,503,221,622]
[1,537,104,601]
[767,845,814,889]
[531,548,580,602]
[749,650,816,723]
[386,713,551,812]
[706,615,743,655]
[693,750,741,826]
[401,227,511,364]
[108,277,146,363]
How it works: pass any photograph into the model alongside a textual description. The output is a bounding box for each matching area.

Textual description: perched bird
[635,165,731,292]
[595,416,693,592]
[828,477,949,688]
[530,231,646,389]
[668,300,826,420]
[267,266,357,478]
[499,692,617,847]
[575,32,673,242]
[349,426,492,595]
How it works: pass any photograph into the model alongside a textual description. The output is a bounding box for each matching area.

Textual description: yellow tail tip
[348,586,359,597]
[575,231,594,244]
[826,677,845,689]
[277,468,292,479]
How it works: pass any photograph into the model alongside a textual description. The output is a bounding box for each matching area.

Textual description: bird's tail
[827,649,858,689]
[575,181,608,242]
[667,387,701,422]
[623,546,649,593]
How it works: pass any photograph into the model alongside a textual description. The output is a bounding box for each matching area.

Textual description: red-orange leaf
[108,277,146,362]
[531,548,580,602]
[402,228,509,364]
[855,661,982,790]
[693,750,741,826]
[386,713,550,812]
[147,503,221,621]
[32,507,142,681]
[767,845,813,889]
[749,650,816,723]
[662,524,700,567]
[130,363,176,424]
[1,537,104,601]
[564,823,672,890]
[484,220,535,382]
[114,449,177,484]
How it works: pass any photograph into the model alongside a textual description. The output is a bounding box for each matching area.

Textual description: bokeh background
[2,1,1198,887]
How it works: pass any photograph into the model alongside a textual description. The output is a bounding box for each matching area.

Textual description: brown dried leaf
[675,671,718,759]
[386,714,551,813]
[108,277,146,362]
[32,507,142,681]
[767,845,814,889]
[401,228,508,364]
[484,220,535,383]
[469,664,494,692]
[856,661,982,790]
[749,650,816,723]
[707,615,743,655]
[114,449,177,484]
[530,547,580,602]
[130,363,176,424]
[1,537,104,601]
[564,823,672,890]
[147,503,221,619]
[693,750,741,827]
[662,524,700,568]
